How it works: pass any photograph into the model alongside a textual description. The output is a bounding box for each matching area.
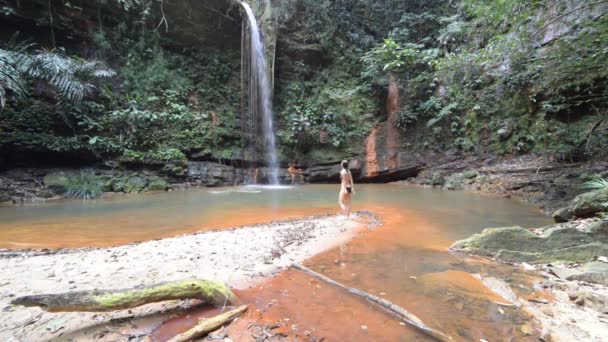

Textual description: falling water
[242,2,279,185]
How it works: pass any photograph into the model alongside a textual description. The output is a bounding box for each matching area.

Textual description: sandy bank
[0,211,379,341]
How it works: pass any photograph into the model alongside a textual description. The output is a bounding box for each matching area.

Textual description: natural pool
[0,184,553,341]
[0,184,549,249]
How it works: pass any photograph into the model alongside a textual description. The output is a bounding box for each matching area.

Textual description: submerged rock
[450,220,608,263]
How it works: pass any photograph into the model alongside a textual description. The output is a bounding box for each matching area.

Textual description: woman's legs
[345,192,351,218]
[338,190,347,215]
[338,190,351,218]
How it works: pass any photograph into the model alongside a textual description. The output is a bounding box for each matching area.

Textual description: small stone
[361,325,368,330]
[520,324,534,335]
[528,297,549,304]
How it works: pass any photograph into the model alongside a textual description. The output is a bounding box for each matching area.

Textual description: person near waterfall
[339,160,354,218]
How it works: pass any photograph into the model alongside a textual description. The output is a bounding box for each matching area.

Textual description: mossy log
[167,305,248,342]
[292,263,452,342]
[12,279,237,312]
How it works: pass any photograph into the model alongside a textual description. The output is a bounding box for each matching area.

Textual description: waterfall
[241,2,279,185]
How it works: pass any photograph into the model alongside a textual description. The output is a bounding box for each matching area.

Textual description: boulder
[552,207,573,223]
[450,220,608,263]
[124,176,146,193]
[444,173,465,190]
[568,261,608,286]
[147,178,168,191]
[431,172,445,186]
[306,160,362,183]
[43,172,69,189]
[357,163,423,183]
[163,160,188,178]
[570,189,608,217]
[188,161,237,186]
[462,170,478,179]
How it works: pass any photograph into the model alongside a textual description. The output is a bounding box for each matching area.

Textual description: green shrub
[63,170,103,200]
[580,176,608,192]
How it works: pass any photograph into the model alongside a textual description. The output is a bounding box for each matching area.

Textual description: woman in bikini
[338,160,354,218]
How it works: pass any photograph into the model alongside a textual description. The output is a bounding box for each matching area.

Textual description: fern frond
[1,47,115,108]
[580,176,608,191]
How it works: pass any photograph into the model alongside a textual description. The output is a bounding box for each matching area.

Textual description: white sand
[0,212,377,341]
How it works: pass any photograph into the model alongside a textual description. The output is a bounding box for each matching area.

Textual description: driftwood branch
[12,279,237,312]
[292,263,451,342]
[167,305,248,342]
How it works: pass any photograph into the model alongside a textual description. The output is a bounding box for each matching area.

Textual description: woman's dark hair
[341,160,349,170]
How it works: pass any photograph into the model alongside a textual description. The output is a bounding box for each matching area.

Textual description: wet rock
[462,170,478,179]
[188,161,237,186]
[38,190,55,198]
[110,178,125,192]
[570,189,608,217]
[443,173,465,190]
[520,323,534,335]
[549,267,584,280]
[481,276,517,304]
[147,178,168,191]
[306,160,361,183]
[163,160,188,178]
[124,176,146,193]
[450,220,608,263]
[567,261,608,285]
[431,172,445,186]
[43,172,69,189]
[552,207,573,223]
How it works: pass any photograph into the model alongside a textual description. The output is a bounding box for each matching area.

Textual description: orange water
[1,184,552,341]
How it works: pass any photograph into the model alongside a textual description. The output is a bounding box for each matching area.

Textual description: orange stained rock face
[385,73,402,169]
[365,128,379,178]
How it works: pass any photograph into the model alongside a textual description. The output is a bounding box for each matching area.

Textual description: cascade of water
[241,2,279,185]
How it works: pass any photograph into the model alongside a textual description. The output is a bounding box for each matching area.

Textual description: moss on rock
[570,189,608,217]
[43,172,69,188]
[124,176,146,193]
[450,220,608,263]
[147,178,168,191]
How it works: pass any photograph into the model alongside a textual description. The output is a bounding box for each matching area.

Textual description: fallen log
[12,279,237,312]
[167,305,248,342]
[292,263,451,342]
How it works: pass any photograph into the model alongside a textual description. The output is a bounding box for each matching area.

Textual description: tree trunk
[292,263,452,342]
[12,279,237,312]
[167,305,248,342]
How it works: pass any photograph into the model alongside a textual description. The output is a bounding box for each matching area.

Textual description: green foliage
[276,65,377,158]
[62,170,103,200]
[581,176,608,192]
[122,45,190,98]
[361,38,420,77]
[0,40,115,109]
